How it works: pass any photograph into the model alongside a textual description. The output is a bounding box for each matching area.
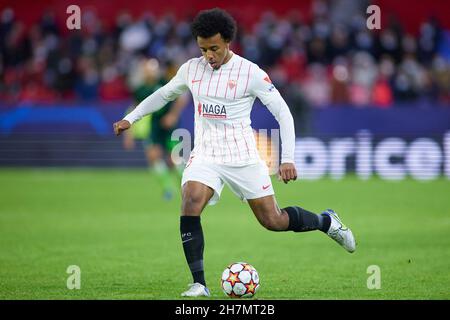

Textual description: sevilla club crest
[228,80,236,90]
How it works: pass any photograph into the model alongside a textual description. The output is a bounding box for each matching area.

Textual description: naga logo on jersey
[197,102,227,119]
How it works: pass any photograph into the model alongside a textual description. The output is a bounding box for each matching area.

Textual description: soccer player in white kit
[113,8,356,297]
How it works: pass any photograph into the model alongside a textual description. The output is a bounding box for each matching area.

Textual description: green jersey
[127,79,176,149]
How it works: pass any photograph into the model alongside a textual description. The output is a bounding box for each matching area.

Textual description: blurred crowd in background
[1,0,449,108]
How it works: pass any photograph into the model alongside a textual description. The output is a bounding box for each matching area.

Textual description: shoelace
[329,228,344,241]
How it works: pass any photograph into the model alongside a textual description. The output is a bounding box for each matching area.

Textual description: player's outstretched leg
[248,197,356,253]
[282,206,356,253]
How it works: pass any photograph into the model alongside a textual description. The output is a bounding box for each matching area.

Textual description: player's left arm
[249,66,297,184]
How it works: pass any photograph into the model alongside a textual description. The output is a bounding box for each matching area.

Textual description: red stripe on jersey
[224,62,235,99]
[243,63,252,95]
[197,62,207,96]
[191,59,201,91]
[233,59,243,99]
[214,68,223,97]
[187,60,192,83]
[206,68,214,97]
[224,124,232,163]
[232,123,242,161]
[241,122,250,157]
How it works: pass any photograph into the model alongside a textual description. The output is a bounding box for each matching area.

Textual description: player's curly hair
[191,8,237,42]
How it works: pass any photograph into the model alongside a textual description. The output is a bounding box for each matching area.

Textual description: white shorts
[181,156,274,206]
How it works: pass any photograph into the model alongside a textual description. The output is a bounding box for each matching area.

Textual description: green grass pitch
[0,168,449,299]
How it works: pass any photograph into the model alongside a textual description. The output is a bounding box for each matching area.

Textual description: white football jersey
[124,52,295,166]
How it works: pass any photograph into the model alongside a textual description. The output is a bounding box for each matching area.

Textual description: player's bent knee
[181,192,206,215]
[251,203,286,231]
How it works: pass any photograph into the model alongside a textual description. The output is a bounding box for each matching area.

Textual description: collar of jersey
[213,51,236,70]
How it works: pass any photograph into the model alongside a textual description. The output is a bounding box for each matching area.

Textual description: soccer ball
[221,262,260,298]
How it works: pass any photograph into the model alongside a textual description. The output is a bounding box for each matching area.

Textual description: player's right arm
[113,62,190,136]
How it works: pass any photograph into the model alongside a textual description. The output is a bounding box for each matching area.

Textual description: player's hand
[278,162,297,184]
[161,112,178,129]
[113,120,131,136]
